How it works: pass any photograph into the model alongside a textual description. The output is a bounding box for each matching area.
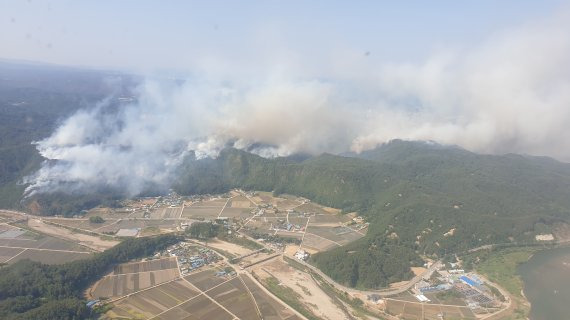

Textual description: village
[1,189,511,320]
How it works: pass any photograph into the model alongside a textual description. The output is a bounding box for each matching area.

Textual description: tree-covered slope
[173,141,570,288]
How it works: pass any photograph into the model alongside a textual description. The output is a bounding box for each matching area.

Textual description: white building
[294,250,309,261]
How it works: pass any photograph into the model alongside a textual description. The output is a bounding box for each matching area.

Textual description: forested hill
[173,141,570,288]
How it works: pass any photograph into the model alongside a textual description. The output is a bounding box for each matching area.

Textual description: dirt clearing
[28,218,119,251]
[253,257,346,320]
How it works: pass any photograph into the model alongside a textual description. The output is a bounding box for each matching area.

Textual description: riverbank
[464,247,538,319]
[518,245,570,320]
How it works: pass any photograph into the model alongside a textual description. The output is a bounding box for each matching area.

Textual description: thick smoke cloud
[24,12,570,196]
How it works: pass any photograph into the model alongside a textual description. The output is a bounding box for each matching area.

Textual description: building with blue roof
[460,275,477,287]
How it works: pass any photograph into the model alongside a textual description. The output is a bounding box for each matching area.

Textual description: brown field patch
[309,213,351,224]
[0,233,91,252]
[305,225,364,246]
[158,293,233,320]
[8,249,91,264]
[229,195,255,208]
[80,219,121,231]
[207,277,261,320]
[27,218,118,251]
[322,206,341,214]
[386,299,406,317]
[92,269,179,298]
[423,304,443,320]
[115,257,178,274]
[43,218,86,228]
[411,267,427,276]
[150,208,167,219]
[182,207,222,219]
[163,207,182,218]
[184,268,227,291]
[0,247,24,262]
[220,207,252,218]
[274,231,304,240]
[287,216,308,226]
[191,199,228,207]
[110,278,199,318]
[403,302,423,319]
[241,275,302,320]
[294,203,332,215]
[205,239,253,256]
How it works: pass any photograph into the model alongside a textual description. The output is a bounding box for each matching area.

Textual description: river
[518,246,570,320]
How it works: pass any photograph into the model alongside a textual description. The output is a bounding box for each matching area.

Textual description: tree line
[0,234,181,319]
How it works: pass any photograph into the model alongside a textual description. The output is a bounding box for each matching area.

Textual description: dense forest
[0,234,180,319]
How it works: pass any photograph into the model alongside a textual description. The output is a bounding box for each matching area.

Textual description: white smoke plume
[24,11,570,196]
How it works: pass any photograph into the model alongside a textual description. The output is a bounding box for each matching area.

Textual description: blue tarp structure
[460,275,477,287]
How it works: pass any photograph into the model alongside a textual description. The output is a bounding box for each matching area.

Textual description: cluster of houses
[157,242,221,276]
[271,219,304,232]
[155,192,183,208]
[345,216,369,231]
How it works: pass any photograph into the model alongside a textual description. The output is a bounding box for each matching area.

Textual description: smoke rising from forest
[24,12,570,196]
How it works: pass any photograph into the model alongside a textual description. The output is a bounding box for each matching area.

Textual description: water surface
[518,246,570,320]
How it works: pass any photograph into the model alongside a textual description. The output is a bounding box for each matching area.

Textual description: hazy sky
[1,1,567,73]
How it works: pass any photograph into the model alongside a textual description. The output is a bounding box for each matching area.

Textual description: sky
[5,1,570,195]
[1,1,567,73]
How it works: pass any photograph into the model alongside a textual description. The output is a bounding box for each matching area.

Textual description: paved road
[236,227,442,298]
[293,255,442,297]
[0,245,91,254]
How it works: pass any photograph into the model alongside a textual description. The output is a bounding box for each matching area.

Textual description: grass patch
[474,247,537,297]
[463,246,541,320]
[202,244,236,260]
[23,230,43,240]
[434,289,464,305]
[220,235,264,250]
[140,226,160,236]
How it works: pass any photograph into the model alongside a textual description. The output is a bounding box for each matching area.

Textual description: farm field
[0,224,94,264]
[90,257,181,299]
[116,257,178,274]
[228,195,255,208]
[155,292,233,320]
[300,232,339,252]
[181,206,223,219]
[206,276,261,320]
[184,268,229,291]
[107,278,201,319]
[106,270,268,319]
[385,299,477,320]
[149,207,182,219]
[219,207,252,219]
[99,237,305,320]
[44,215,181,237]
[237,191,367,254]
[7,249,91,264]
[91,269,180,298]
